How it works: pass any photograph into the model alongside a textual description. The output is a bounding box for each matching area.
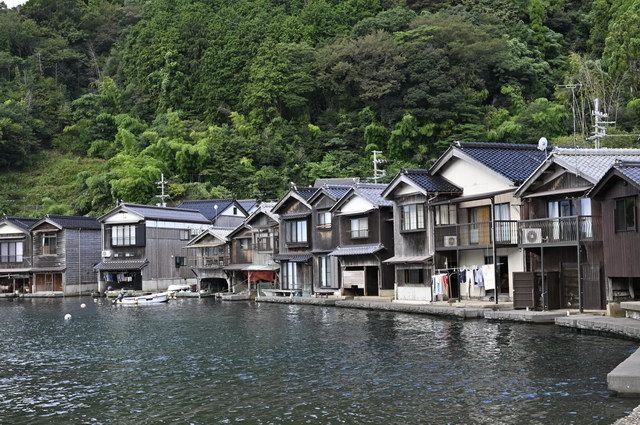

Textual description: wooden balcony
[188,256,230,269]
[0,257,32,270]
[518,216,600,247]
[435,221,519,251]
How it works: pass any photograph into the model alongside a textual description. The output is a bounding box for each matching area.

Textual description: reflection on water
[0,298,637,424]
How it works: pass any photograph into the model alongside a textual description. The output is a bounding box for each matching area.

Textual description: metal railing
[518,216,599,245]
[188,256,230,268]
[435,220,519,249]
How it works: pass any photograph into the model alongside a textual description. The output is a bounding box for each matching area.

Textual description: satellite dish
[538,137,548,151]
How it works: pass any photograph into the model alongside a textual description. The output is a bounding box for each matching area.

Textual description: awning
[272,253,313,262]
[329,244,384,257]
[522,186,591,199]
[243,264,280,271]
[429,188,514,205]
[280,212,311,219]
[383,255,431,264]
[94,260,148,272]
[224,263,252,271]
[183,241,226,249]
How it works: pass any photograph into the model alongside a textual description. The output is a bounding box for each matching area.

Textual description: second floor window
[285,220,308,243]
[0,241,23,263]
[615,196,637,232]
[179,229,190,241]
[401,204,425,231]
[256,233,271,251]
[350,217,369,238]
[43,233,57,254]
[317,212,332,228]
[239,238,251,250]
[111,225,136,246]
[435,205,456,225]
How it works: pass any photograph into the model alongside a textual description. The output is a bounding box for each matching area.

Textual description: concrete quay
[257,296,337,306]
[334,299,486,319]
[484,310,568,323]
[555,315,640,341]
[608,348,640,396]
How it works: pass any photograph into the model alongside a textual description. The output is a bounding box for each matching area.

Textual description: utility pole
[155,173,170,207]
[558,83,580,146]
[372,150,386,183]
[588,98,615,149]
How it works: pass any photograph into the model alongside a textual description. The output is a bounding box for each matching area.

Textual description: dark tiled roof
[273,253,313,262]
[329,244,384,256]
[177,199,238,221]
[94,259,149,271]
[123,204,210,223]
[4,217,38,231]
[553,148,640,184]
[457,142,547,184]
[313,178,360,187]
[45,215,101,230]
[295,187,319,201]
[401,169,461,193]
[324,185,352,200]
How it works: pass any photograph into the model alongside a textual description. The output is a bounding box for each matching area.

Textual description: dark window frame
[615,196,637,232]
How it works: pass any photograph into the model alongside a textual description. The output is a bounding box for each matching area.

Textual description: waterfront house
[29,215,102,295]
[589,160,640,309]
[515,148,640,311]
[184,228,232,292]
[0,216,37,294]
[429,142,547,301]
[225,202,280,294]
[272,187,318,295]
[307,184,353,295]
[329,184,395,297]
[381,169,462,302]
[177,199,250,227]
[94,203,210,292]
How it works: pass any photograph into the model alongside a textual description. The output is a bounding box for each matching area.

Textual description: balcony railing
[188,256,230,268]
[0,257,31,269]
[518,216,600,245]
[435,221,519,250]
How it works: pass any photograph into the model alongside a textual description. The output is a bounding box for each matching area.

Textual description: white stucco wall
[340,196,374,215]
[440,157,511,196]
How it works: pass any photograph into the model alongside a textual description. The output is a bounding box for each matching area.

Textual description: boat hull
[115,292,171,306]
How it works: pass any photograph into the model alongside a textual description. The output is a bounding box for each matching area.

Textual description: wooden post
[541,246,546,311]
[577,216,583,312]
[491,198,498,305]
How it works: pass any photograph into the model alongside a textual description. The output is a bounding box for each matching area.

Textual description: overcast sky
[4,0,27,8]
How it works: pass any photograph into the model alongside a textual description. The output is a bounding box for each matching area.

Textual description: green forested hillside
[1,0,640,216]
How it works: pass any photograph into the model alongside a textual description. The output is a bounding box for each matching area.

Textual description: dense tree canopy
[2,0,640,216]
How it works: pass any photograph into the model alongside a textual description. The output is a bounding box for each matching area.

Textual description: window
[317,211,332,228]
[435,205,456,225]
[239,238,251,250]
[401,204,425,231]
[43,233,57,254]
[281,261,299,290]
[175,256,186,268]
[350,217,369,238]
[615,197,637,232]
[319,256,332,287]
[179,229,190,241]
[233,207,238,215]
[285,220,308,243]
[256,233,271,251]
[494,203,511,243]
[403,269,424,285]
[0,241,23,263]
[111,225,137,246]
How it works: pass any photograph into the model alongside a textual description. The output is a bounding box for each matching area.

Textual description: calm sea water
[0,298,637,424]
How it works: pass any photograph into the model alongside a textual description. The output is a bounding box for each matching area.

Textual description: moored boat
[114,292,171,306]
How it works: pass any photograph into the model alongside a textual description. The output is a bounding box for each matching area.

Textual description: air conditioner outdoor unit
[101,250,112,258]
[522,228,542,244]
[443,236,458,247]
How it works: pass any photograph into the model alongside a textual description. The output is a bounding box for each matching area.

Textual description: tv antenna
[155,173,170,207]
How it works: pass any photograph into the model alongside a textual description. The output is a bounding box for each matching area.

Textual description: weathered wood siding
[598,180,640,277]
[142,226,193,281]
[64,228,101,293]
[32,225,66,271]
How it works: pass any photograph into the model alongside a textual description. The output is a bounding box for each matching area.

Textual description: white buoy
[80,303,86,309]
[64,314,72,320]
[93,299,97,303]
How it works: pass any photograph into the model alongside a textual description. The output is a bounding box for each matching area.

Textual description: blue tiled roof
[237,199,257,212]
[177,199,237,221]
[353,183,393,207]
[616,162,640,186]
[401,169,461,193]
[458,142,548,184]
[324,185,352,200]
[295,187,319,201]
[123,204,210,223]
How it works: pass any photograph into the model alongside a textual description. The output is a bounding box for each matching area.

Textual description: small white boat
[114,292,171,306]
